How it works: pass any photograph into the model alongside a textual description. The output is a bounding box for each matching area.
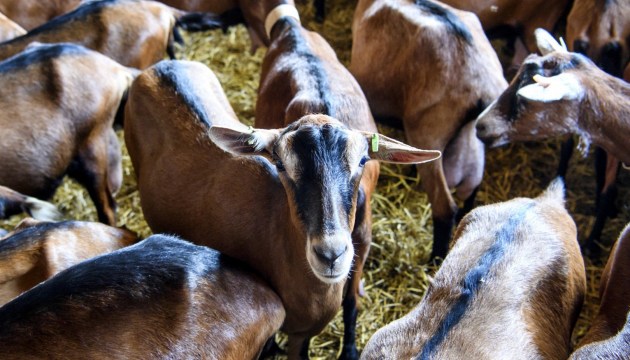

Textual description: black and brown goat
[124,60,440,359]
[0,218,138,305]
[0,42,135,225]
[248,1,389,357]
[0,0,229,69]
[475,29,630,254]
[0,186,61,222]
[0,234,285,359]
[351,0,507,259]
[568,223,630,359]
[362,180,586,359]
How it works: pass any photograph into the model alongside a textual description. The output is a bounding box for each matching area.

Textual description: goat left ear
[517,73,584,103]
[363,132,441,164]
[209,125,280,155]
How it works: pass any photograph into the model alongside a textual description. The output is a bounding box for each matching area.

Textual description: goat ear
[363,132,441,164]
[517,73,584,103]
[209,125,280,155]
[535,28,567,55]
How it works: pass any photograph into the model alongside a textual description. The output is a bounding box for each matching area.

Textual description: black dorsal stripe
[414,0,472,44]
[154,61,212,127]
[417,203,535,359]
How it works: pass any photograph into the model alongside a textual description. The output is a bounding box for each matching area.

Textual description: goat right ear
[209,125,280,155]
[535,28,567,55]
[363,132,442,164]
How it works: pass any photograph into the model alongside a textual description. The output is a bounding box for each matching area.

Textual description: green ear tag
[246,126,255,145]
[371,134,379,153]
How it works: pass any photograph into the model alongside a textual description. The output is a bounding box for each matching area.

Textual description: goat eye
[359,156,369,167]
[276,160,285,171]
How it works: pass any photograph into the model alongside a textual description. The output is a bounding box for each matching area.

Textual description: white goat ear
[535,28,566,55]
[209,125,280,155]
[517,73,584,103]
[362,132,441,164]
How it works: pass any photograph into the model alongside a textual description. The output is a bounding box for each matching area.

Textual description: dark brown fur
[0,235,285,359]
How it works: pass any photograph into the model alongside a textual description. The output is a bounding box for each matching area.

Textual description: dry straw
[1,0,628,358]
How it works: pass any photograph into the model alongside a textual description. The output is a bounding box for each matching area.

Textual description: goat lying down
[0,0,231,69]
[0,42,135,226]
[124,60,440,360]
[569,223,630,359]
[351,0,507,259]
[0,234,285,359]
[475,29,630,254]
[0,218,138,306]
[361,180,586,359]
[0,185,61,222]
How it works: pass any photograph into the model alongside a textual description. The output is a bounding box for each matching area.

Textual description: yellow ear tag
[371,134,379,153]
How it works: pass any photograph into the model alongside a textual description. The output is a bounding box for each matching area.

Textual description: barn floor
[1,0,628,358]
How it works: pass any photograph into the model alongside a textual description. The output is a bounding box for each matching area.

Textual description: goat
[124,59,440,360]
[568,223,630,359]
[0,186,61,222]
[475,29,630,254]
[0,42,136,225]
[361,180,586,360]
[350,0,507,260]
[0,0,230,69]
[0,234,286,359]
[248,2,386,358]
[554,0,630,255]
[441,0,572,69]
[0,218,138,306]
[0,0,81,30]
[0,11,25,42]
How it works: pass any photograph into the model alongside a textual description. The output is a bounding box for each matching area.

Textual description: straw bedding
[1,0,628,358]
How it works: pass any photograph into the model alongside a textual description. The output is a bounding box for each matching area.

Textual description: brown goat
[362,180,586,360]
[0,234,285,359]
[0,186,61,222]
[0,10,24,42]
[0,0,82,30]
[441,0,572,67]
[124,60,440,359]
[475,29,630,253]
[556,0,630,254]
[568,223,630,359]
[351,0,507,259]
[250,2,383,358]
[0,218,138,306]
[0,0,228,69]
[0,42,135,225]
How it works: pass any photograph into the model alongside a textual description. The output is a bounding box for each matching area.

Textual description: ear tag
[371,134,379,153]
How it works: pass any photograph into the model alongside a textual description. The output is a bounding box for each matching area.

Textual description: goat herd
[0,0,628,359]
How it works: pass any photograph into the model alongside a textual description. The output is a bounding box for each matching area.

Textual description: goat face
[475,52,593,148]
[211,114,441,284]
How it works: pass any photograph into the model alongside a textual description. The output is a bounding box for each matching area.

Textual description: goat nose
[313,244,347,267]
